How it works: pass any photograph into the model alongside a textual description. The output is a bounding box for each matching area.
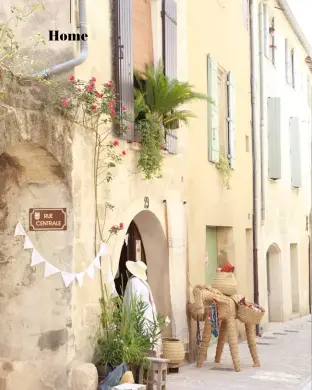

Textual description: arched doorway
[266,243,283,322]
[115,220,147,295]
[114,210,171,334]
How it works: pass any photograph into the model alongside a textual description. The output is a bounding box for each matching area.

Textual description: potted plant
[93,289,166,384]
[133,63,208,179]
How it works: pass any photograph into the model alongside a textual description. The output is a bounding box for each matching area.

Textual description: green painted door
[205,227,218,345]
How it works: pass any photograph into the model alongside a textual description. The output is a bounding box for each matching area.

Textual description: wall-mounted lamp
[183,201,187,205]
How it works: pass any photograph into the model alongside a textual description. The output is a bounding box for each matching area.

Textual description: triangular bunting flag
[76,272,85,287]
[44,262,60,278]
[94,256,101,269]
[14,221,25,237]
[86,264,95,280]
[61,271,75,288]
[111,285,118,297]
[30,249,46,267]
[23,235,34,249]
[97,242,108,257]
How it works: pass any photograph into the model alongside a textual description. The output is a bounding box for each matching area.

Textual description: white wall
[255,0,311,324]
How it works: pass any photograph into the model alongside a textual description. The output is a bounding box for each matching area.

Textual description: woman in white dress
[123,260,163,357]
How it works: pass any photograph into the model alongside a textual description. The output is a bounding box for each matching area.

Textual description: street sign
[29,208,67,231]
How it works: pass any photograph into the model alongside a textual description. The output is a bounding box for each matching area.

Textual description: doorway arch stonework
[111,201,172,335]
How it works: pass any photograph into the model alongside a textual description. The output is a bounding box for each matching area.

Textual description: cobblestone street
[167,316,312,390]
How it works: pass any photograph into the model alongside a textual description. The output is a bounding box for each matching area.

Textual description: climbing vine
[216,153,231,189]
[136,116,164,180]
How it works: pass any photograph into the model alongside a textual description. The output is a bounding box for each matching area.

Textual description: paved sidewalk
[167,315,311,390]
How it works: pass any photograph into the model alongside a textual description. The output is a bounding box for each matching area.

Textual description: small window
[291,49,295,88]
[270,18,276,64]
[218,67,228,156]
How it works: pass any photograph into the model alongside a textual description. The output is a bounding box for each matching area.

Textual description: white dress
[124,276,162,357]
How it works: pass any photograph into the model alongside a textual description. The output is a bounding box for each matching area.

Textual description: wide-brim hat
[126,260,147,281]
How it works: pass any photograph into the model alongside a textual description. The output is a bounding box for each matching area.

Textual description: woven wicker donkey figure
[189,285,260,372]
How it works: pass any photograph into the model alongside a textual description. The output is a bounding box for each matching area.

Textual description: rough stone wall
[0,71,76,389]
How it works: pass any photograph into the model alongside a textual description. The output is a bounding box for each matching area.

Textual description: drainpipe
[259,3,265,223]
[32,0,88,78]
[277,0,312,58]
[250,0,260,335]
[310,88,312,314]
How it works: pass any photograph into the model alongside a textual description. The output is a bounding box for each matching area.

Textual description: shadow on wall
[0,142,74,390]
[133,210,173,337]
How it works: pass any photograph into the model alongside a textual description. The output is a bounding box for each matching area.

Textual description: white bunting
[76,272,85,287]
[44,262,60,278]
[14,222,25,237]
[30,249,46,267]
[61,271,75,288]
[94,256,101,269]
[86,264,95,280]
[23,235,34,249]
[111,285,119,297]
[124,234,129,246]
[98,242,108,257]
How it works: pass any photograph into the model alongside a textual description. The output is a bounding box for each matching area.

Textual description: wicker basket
[237,303,265,325]
[162,338,185,365]
[211,272,238,296]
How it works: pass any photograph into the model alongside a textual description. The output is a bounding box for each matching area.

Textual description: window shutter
[115,0,134,140]
[227,72,236,169]
[162,0,177,80]
[207,55,219,163]
[267,97,282,180]
[285,39,290,83]
[263,4,270,58]
[292,49,296,89]
[289,117,301,188]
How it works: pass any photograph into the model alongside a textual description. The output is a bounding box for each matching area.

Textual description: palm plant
[134,63,208,128]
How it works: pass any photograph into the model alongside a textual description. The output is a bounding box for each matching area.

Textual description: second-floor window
[207,55,236,168]
[285,39,295,88]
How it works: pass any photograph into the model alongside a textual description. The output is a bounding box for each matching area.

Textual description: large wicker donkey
[188,285,261,372]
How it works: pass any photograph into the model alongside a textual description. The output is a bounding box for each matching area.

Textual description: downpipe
[32,0,88,78]
[249,0,260,336]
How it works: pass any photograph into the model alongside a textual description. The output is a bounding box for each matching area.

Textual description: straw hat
[126,260,147,281]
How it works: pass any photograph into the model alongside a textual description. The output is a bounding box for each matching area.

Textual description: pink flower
[112,225,117,231]
[107,80,113,88]
[61,99,69,107]
[95,92,103,98]
[128,125,131,129]
[91,105,97,110]
[110,108,116,117]
[122,106,126,111]
[119,222,124,229]
[69,75,75,83]
[108,100,115,108]
[113,140,119,146]
[122,150,126,156]
[88,85,94,92]
[91,77,96,82]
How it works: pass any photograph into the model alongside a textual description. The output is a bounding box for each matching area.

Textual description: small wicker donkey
[188,285,261,372]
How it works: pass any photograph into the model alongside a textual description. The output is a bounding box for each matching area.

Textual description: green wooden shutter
[263,4,270,58]
[267,97,282,180]
[207,54,219,163]
[227,72,236,169]
[289,117,301,188]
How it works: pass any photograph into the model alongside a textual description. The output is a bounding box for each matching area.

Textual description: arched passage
[266,243,283,322]
[0,142,73,388]
[115,210,172,335]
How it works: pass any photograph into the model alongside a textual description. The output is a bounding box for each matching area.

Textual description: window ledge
[130,142,173,156]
